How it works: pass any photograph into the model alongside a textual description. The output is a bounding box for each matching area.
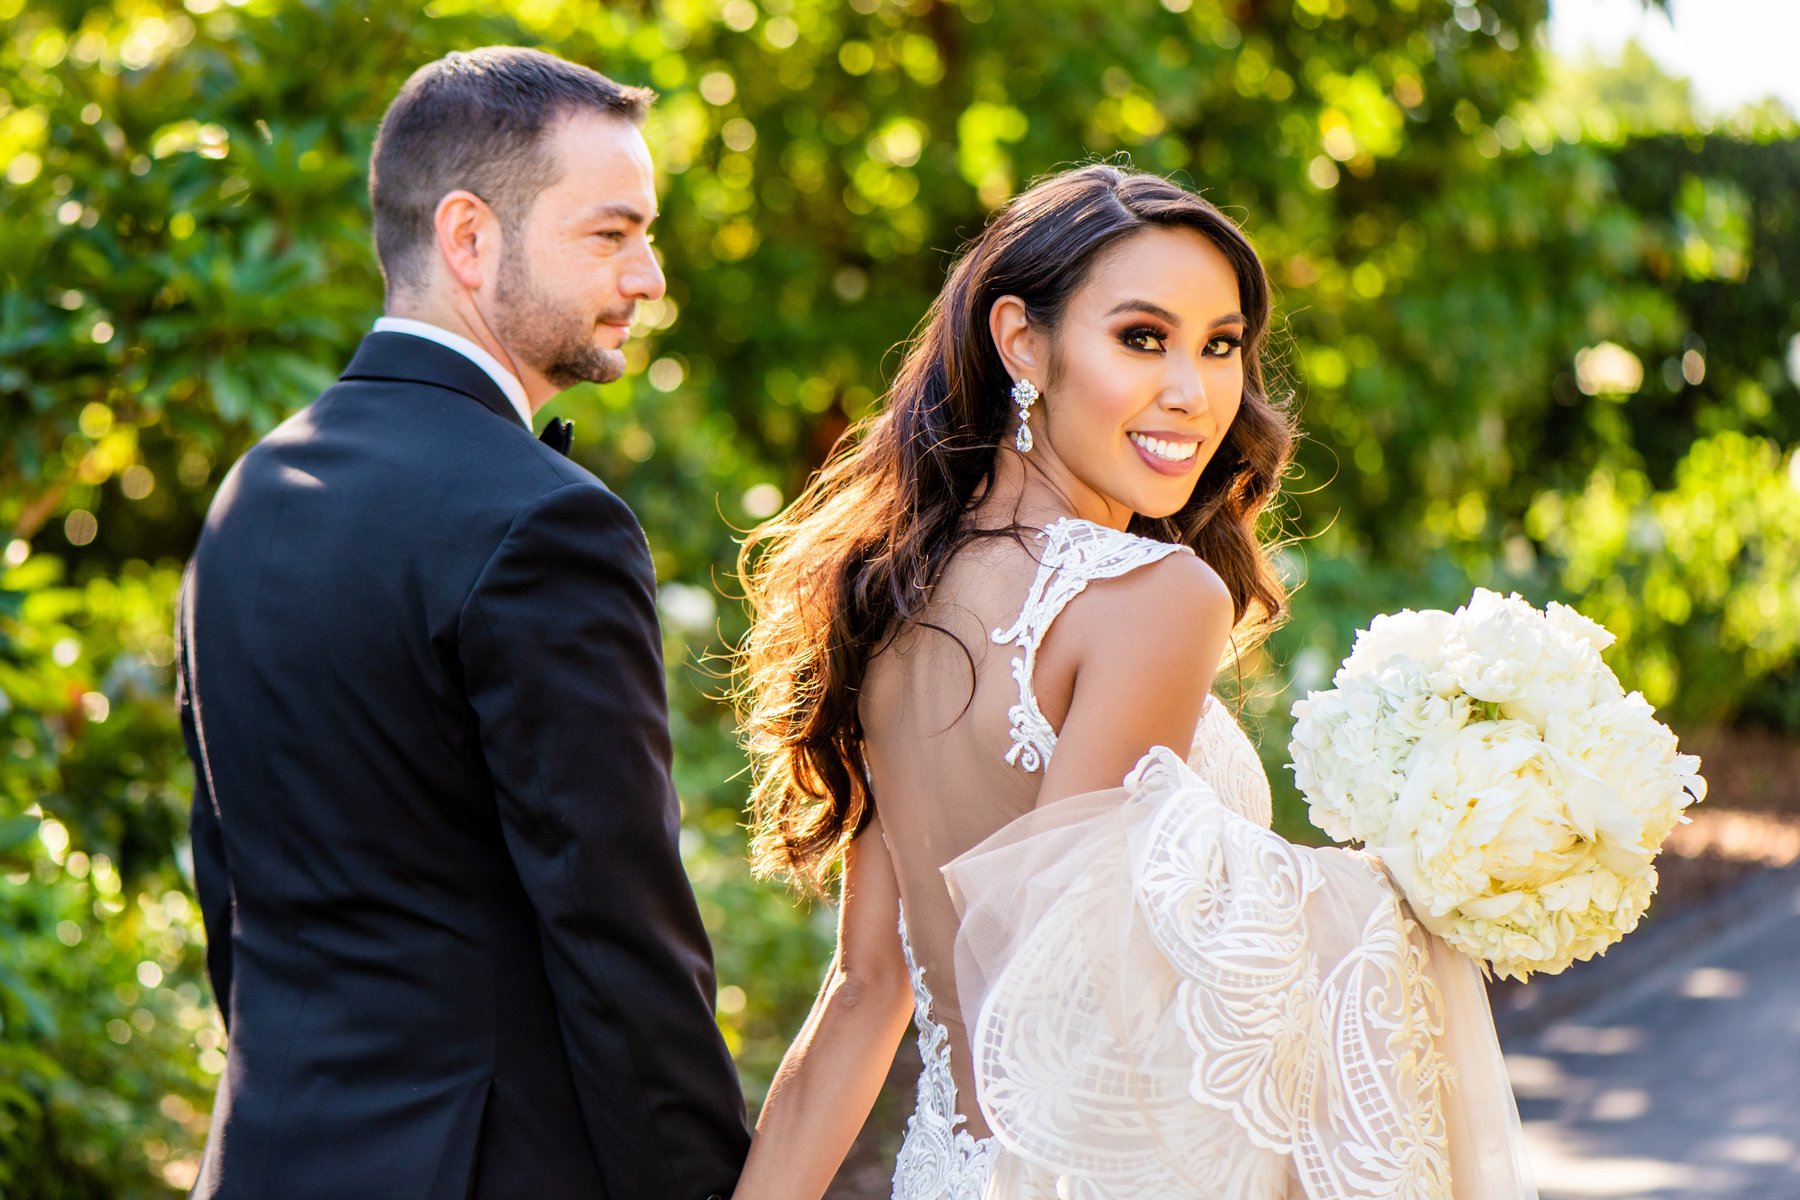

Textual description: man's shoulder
[500,469,646,557]
[414,415,644,562]
[229,376,633,535]
[475,426,626,519]
[311,371,604,481]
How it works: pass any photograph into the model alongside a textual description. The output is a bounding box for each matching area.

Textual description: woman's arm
[732,817,917,1200]
[1033,551,1236,808]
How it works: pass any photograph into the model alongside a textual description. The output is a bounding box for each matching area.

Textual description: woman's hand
[730,819,916,1200]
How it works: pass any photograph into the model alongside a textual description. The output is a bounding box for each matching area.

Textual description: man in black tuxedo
[176,47,750,1199]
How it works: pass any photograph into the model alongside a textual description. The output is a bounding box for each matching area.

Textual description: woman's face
[999,225,1248,526]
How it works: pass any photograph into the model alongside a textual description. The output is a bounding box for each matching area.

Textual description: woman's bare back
[856,518,1216,1146]
[857,533,1051,1138]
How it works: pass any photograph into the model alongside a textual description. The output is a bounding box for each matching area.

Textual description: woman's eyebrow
[1102,301,1248,330]
[1104,299,1181,323]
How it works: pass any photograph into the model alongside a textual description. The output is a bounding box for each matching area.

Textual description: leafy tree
[1,0,1794,1192]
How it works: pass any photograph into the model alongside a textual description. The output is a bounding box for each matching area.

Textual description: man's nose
[623,242,666,302]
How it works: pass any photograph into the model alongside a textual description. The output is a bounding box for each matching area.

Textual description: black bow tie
[539,418,574,457]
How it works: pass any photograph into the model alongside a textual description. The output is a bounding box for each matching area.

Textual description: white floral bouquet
[1289,589,1706,980]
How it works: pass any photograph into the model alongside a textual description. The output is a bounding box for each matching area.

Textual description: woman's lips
[1128,431,1202,477]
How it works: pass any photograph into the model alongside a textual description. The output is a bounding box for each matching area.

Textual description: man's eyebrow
[578,201,658,225]
[1103,300,1248,329]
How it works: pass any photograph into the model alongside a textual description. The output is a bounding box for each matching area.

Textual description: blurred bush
[0,557,212,1195]
[1,0,1795,1191]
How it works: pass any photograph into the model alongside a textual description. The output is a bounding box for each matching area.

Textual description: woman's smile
[1128,431,1203,474]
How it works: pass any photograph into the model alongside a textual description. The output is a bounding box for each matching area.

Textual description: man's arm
[176,566,234,1027]
[460,481,750,1200]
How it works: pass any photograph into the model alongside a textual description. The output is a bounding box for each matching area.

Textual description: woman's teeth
[1129,433,1198,463]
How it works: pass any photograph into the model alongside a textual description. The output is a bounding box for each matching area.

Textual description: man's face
[492,112,665,389]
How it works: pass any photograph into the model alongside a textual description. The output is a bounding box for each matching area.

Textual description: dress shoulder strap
[990,518,1191,773]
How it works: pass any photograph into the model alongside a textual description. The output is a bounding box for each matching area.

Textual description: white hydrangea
[1289,589,1706,980]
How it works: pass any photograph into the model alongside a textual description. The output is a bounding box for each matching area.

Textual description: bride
[729,163,1537,1199]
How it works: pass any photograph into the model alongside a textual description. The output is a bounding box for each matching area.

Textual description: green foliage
[1,558,214,1195]
[1,0,1796,1191]
[1527,432,1800,721]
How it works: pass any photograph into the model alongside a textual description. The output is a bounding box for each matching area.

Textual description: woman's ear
[989,295,1046,385]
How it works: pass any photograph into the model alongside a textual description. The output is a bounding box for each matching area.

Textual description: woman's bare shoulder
[1056,544,1234,656]
[1028,547,1235,801]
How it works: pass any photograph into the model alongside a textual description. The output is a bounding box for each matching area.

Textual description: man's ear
[433,189,499,291]
[990,295,1045,384]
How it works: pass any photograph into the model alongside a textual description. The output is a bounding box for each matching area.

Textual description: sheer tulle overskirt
[944,748,1537,1200]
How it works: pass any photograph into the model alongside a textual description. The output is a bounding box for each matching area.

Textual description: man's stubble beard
[493,243,627,389]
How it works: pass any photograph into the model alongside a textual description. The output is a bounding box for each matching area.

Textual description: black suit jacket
[176,333,750,1200]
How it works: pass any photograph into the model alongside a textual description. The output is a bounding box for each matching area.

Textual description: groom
[176,48,749,1199]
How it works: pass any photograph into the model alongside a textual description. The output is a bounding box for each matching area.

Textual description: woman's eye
[1122,327,1167,352]
[1205,334,1243,357]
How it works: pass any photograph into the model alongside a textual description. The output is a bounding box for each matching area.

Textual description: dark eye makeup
[1120,325,1169,353]
[1118,325,1245,357]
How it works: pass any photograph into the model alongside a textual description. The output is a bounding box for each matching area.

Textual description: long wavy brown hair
[736,163,1296,894]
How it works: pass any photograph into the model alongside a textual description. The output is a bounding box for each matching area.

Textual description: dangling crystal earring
[1011,378,1040,453]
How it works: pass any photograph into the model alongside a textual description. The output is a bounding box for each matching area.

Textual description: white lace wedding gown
[886,518,1537,1200]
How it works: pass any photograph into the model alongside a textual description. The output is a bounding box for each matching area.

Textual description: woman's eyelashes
[1120,325,1169,353]
[1118,325,1244,357]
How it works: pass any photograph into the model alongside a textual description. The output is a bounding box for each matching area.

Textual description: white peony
[1290,590,1705,980]
[1341,608,1454,678]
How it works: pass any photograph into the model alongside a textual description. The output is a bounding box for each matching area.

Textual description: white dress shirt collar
[372,316,534,430]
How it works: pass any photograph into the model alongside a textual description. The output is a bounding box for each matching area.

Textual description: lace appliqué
[966,749,1455,1199]
[1300,890,1454,1197]
[893,906,998,1200]
[1189,692,1274,828]
[991,518,1190,773]
[1133,750,1453,1197]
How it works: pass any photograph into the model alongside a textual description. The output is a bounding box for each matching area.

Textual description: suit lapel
[340,333,528,431]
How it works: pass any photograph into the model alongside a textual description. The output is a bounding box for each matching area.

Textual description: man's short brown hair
[370,46,653,294]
